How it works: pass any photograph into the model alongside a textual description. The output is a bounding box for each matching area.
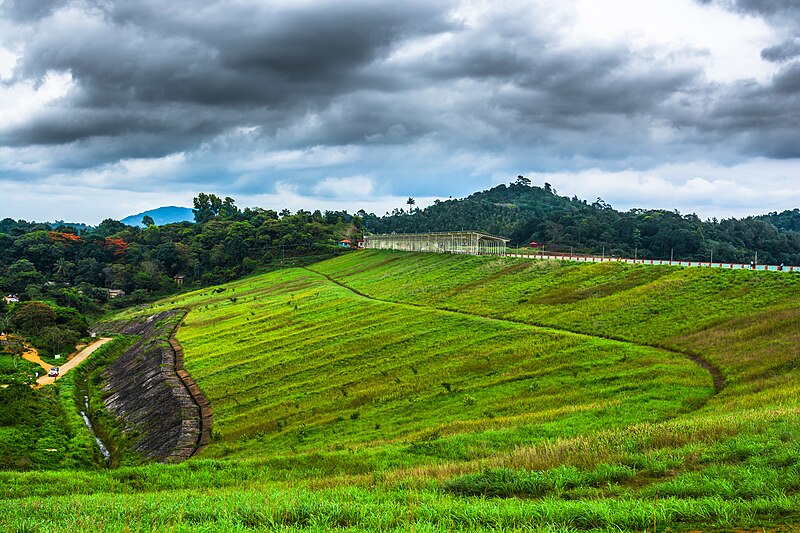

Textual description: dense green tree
[153,242,192,277]
[12,301,57,334]
[514,175,531,187]
[39,325,80,357]
[53,288,92,313]
[192,193,240,223]
[4,260,44,293]
[94,219,127,238]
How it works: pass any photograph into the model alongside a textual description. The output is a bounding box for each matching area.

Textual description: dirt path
[13,336,114,387]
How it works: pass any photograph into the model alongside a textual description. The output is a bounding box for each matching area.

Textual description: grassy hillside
[108,267,711,462]
[2,250,800,531]
[313,251,800,398]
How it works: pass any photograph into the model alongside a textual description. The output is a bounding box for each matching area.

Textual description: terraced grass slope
[313,251,800,406]
[3,250,800,532]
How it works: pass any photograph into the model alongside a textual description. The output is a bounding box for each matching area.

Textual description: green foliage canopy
[12,301,57,334]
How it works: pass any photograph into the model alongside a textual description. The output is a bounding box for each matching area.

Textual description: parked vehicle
[48,367,59,377]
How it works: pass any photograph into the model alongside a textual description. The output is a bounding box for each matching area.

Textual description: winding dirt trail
[9,336,114,387]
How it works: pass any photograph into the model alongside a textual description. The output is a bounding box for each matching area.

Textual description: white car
[48,367,59,377]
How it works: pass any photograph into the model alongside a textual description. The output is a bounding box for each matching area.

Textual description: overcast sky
[1,0,798,224]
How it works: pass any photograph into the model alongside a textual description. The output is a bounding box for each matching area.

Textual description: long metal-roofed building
[364,231,509,256]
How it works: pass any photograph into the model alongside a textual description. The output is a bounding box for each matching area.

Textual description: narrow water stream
[80,394,110,460]
[74,370,116,465]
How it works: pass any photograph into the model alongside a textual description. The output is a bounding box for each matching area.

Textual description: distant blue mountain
[121,206,194,227]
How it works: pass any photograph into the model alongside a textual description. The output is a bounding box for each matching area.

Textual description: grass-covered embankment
[153,267,710,461]
[2,250,799,531]
[313,251,800,403]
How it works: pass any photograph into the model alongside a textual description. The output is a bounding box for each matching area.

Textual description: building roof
[365,230,509,243]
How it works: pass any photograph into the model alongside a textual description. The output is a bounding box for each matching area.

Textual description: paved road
[13,336,114,387]
[507,253,798,272]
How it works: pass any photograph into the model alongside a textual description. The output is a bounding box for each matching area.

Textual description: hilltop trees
[514,175,531,187]
[1,186,797,321]
[359,182,800,264]
[193,193,240,223]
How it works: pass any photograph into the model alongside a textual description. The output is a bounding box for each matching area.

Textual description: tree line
[1,194,362,357]
[2,184,798,353]
[360,179,800,265]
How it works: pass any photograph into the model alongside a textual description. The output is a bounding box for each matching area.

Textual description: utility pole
[710,249,713,265]
[670,248,674,263]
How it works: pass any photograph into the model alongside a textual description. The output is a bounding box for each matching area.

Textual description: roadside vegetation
[2,250,799,531]
[0,379,98,471]
[70,336,139,468]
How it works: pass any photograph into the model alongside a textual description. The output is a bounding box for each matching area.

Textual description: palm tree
[406,197,415,213]
[54,258,69,279]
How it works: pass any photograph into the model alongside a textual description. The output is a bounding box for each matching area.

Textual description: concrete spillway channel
[91,310,213,463]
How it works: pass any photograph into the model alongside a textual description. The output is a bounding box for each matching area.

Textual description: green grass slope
[132,267,710,461]
[2,250,800,532]
[313,251,800,405]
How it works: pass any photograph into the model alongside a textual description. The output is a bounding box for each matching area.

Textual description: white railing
[507,253,798,272]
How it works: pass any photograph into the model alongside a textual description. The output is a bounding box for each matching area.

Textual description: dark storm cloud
[761,40,800,62]
[665,60,800,159]
[695,0,800,18]
[3,105,239,147]
[1,0,799,185]
[3,0,467,160]
[5,0,455,151]
[515,54,695,118]
[0,0,69,22]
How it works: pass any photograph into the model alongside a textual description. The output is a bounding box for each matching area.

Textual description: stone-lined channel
[89,310,213,463]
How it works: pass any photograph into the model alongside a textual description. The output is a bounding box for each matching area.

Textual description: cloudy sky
[0,0,798,224]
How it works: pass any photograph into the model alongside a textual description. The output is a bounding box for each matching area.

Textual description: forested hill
[120,206,194,227]
[0,194,362,310]
[758,209,800,233]
[361,180,800,265]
